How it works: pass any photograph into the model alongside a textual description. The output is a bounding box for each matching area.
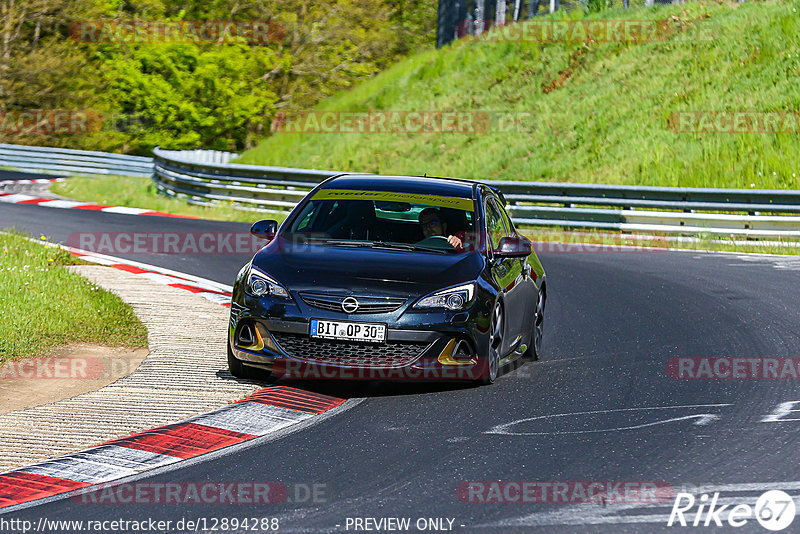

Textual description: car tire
[477,302,503,385]
[524,286,545,361]
[228,343,259,379]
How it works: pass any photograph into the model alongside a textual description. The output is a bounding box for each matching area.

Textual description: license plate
[310,319,386,343]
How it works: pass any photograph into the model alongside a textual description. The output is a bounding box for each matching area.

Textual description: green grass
[51,176,284,224]
[0,232,148,362]
[238,0,800,189]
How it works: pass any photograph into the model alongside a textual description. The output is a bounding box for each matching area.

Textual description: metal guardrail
[0,143,153,177]
[153,147,800,238]
[493,181,800,237]
[2,142,799,238]
[156,148,237,165]
[152,146,340,212]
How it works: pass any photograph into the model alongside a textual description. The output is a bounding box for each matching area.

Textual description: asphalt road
[0,170,63,181]
[3,194,800,533]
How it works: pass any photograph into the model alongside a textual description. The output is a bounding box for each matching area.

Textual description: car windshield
[283,189,479,252]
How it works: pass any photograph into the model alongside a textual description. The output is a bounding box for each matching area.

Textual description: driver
[419,208,465,250]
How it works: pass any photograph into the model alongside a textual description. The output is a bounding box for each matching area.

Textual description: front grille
[271,332,428,368]
[299,296,342,312]
[299,293,405,314]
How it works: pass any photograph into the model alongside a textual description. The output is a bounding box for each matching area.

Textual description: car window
[498,202,515,237]
[375,203,426,223]
[293,200,339,232]
[283,190,476,251]
[294,202,321,231]
[485,199,506,251]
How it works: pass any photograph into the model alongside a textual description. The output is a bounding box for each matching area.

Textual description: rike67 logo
[668,490,796,531]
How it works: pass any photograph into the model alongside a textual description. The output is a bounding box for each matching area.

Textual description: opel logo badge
[341,297,359,314]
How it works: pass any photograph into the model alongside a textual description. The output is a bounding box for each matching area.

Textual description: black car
[228,174,546,385]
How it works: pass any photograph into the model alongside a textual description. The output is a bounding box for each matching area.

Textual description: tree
[0,0,437,152]
[496,0,506,26]
[0,0,106,147]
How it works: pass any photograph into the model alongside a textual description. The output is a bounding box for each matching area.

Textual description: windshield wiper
[314,239,374,247]
[312,239,450,253]
[367,241,450,253]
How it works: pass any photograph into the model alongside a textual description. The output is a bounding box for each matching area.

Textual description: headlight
[246,267,289,299]
[414,283,475,311]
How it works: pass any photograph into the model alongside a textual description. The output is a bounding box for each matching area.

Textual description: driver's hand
[447,235,463,249]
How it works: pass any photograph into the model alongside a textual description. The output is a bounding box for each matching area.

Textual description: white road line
[486,404,733,435]
[731,255,800,271]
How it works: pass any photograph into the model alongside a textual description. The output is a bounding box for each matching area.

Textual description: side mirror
[250,219,278,240]
[494,236,532,258]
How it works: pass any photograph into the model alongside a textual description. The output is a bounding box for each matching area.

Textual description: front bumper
[230,317,485,381]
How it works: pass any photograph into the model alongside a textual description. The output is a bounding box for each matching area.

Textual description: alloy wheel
[486,302,503,383]
[533,289,545,359]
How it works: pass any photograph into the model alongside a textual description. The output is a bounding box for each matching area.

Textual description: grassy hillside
[238,1,800,189]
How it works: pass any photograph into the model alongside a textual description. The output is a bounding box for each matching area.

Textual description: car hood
[251,237,484,297]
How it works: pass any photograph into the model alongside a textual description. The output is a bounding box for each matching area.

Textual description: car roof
[321,173,478,199]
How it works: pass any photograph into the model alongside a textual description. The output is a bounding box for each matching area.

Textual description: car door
[497,200,537,342]
[485,197,525,356]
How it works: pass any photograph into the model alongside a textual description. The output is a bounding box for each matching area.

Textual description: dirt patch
[0,344,148,414]
[542,48,588,94]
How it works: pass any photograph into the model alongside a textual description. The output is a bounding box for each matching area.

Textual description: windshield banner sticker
[312,189,475,212]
